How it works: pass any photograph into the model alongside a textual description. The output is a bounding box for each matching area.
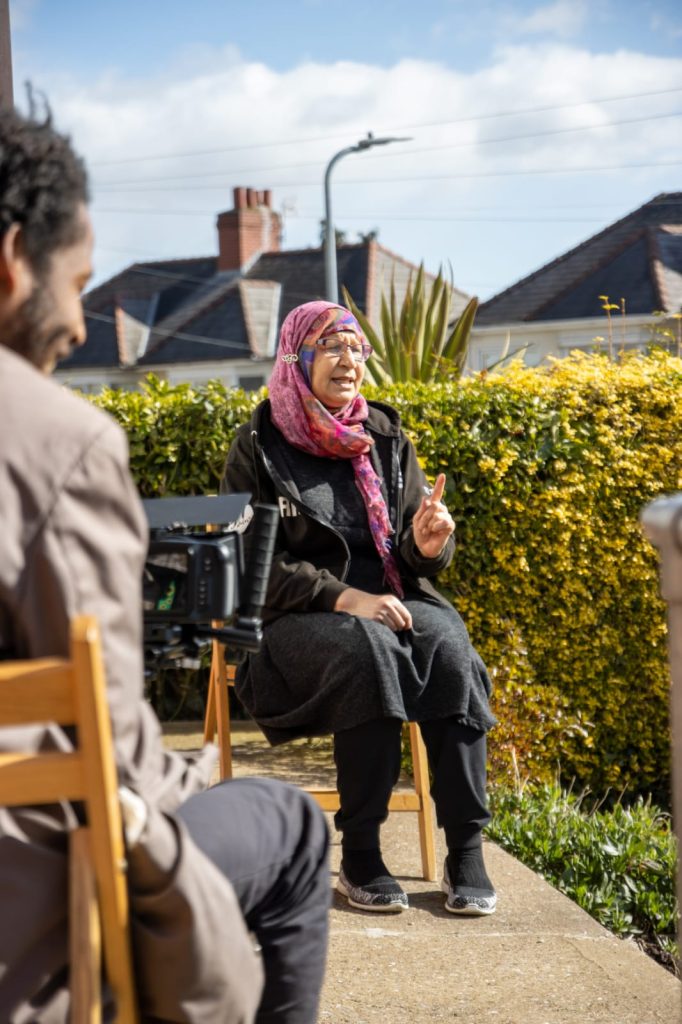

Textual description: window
[238,374,266,391]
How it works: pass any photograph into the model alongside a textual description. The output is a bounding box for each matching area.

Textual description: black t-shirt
[271,436,388,593]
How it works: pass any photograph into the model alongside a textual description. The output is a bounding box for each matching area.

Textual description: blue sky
[13,0,682,75]
[8,0,682,299]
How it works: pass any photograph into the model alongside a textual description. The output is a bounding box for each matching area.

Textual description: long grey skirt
[235,597,496,746]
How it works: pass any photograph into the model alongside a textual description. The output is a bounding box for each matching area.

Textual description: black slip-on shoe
[441,857,497,916]
[337,867,409,913]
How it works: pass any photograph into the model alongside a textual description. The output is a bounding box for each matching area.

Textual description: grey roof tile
[245,244,372,317]
[477,193,682,325]
[64,241,437,370]
[652,226,682,312]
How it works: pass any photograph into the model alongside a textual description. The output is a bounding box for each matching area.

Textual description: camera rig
[142,494,278,669]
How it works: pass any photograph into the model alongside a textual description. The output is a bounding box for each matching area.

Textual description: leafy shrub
[91,352,682,798]
[92,376,264,496]
[487,783,678,972]
[343,267,478,384]
[368,351,682,800]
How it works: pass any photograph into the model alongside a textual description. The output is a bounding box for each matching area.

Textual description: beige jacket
[0,347,263,1022]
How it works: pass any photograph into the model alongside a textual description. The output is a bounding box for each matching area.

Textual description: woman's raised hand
[412,472,455,559]
[334,588,412,631]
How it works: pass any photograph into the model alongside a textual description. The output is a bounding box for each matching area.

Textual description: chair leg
[73,620,140,1024]
[409,723,437,882]
[70,827,102,1024]
[212,643,233,780]
[203,643,233,778]
[203,662,217,745]
[208,641,435,879]
[204,523,232,778]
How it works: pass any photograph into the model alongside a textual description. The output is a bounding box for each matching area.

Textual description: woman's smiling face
[309,330,366,409]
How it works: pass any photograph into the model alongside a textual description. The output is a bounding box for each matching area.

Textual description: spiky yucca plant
[343,265,478,384]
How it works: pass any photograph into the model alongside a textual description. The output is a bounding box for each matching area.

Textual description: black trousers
[333,717,490,853]
[177,778,330,1024]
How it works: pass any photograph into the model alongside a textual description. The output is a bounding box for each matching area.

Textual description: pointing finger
[431,473,446,504]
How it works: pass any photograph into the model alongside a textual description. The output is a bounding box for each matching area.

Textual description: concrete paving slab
[322,815,680,1024]
[163,722,682,1023]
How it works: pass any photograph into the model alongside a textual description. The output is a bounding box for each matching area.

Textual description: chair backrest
[0,616,139,1024]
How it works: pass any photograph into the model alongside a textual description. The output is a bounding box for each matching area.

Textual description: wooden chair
[203,638,437,881]
[0,616,139,1024]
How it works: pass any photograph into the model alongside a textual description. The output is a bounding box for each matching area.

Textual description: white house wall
[56,358,275,394]
[165,360,274,390]
[468,315,658,373]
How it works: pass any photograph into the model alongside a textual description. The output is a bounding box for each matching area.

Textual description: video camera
[141,494,278,669]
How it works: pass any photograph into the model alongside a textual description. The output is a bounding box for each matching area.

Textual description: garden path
[164,722,681,1023]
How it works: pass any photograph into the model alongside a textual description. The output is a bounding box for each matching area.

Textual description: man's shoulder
[0,347,124,452]
[0,349,135,571]
[0,348,128,489]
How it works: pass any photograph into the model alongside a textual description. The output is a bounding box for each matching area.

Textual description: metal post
[640,494,682,979]
[0,0,13,110]
[323,146,356,304]
[322,133,412,304]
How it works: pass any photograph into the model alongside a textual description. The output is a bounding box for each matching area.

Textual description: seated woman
[222,300,496,915]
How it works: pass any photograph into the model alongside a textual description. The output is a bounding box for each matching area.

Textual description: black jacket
[221,399,455,623]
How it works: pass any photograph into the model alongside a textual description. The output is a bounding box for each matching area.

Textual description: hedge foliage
[92,352,682,799]
[487,782,678,972]
[93,376,265,497]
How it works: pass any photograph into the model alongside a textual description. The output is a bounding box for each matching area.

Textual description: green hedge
[93,376,265,497]
[92,352,682,799]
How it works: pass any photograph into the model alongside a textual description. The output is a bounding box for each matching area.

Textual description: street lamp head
[323,131,412,303]
[355,132,413,150]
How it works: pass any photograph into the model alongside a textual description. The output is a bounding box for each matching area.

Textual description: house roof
[245,244,372,322]
[476,193,682,326]
[62,241,428,371]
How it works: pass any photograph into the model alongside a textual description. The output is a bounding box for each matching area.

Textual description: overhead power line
[119,264,218,286]
[85,289,341,347]
[272,213,617,224]
[90,190,682,295]
[92,199,682,219]
[94,208,615,224]
[88,158,682,195]
[89,86,682,168]
[84,308,257,355]
[92,110,682,188]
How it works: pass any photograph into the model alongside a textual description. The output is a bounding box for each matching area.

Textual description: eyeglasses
[315,338,373,362]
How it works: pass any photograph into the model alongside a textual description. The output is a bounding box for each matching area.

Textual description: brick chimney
[217,187,282,272]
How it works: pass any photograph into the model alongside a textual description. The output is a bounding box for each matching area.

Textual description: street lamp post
[323,132,411,304]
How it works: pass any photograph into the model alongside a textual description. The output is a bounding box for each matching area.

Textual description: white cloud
[23,40,682,296]
[650,11,682,39]
[512,0,588,39]
[9,0,39,31]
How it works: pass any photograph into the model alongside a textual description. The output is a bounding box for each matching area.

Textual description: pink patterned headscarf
[269,301,404,597]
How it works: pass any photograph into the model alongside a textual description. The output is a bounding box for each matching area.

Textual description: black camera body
[144,532,242,624]
[142,494,277,667]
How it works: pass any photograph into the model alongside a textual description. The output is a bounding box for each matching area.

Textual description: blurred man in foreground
[0,100,329,1024]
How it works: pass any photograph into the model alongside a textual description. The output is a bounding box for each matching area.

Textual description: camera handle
[200,501,279,653]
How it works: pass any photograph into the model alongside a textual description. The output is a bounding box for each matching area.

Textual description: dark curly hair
[0,98,89,275]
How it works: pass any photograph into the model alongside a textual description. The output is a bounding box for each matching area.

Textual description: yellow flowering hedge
[94,353,682,798]
[370,352,682,798]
